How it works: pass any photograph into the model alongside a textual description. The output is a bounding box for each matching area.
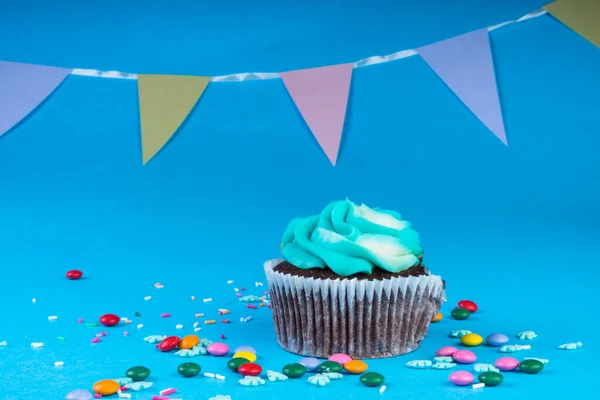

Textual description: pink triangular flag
[418,29,507,144]
[280,63,354,165]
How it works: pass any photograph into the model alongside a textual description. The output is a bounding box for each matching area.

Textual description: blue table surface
[0,1,598,399]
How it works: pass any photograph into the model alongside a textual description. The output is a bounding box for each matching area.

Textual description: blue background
[0,1,598,399]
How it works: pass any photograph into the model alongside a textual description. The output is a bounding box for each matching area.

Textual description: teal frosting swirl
[280,199,423,276]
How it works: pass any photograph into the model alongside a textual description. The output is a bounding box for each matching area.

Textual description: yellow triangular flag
[544,0,600,48]
[137,74,211,164]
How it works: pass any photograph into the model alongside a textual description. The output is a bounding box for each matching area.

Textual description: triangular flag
[280,63,354,165]
[544,0,600,48]
[0,61,71,137]
[137,74,211,164]
[418,29,507,144]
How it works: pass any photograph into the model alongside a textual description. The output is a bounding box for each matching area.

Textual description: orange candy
[431,312,443,322]
[92,380,120,395]
[344,360,368,374]
[178,334,200,350]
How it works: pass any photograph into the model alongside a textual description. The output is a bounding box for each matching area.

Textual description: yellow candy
[178,334,200,350]
[92,380,120,395]
[431,312,443,322]
[461,333,483,347]
[233,351,257,363]
[344,360,368,374]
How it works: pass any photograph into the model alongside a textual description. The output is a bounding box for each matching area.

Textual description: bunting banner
[280,63,354,166]
[0,61,72,137]
[137,74,211,164]
[0,6,597,164]
[544,0,600,48]
[417,29,507,145]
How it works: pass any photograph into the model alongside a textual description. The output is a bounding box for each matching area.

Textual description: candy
[500,344,530,353]
[126,366,150,382]
[328,353,352,364]
[267,370,288,382]
[451,308,471,320]
[450,330,472,338]
[66,270,83,280]
[431,362,456,370]
[178,335,200,350]
[156,336,180,352]
[486,333,509,347]
[461,333,483,347]
[452,350,477,364]
[234,346,256,354]
[299,357,321,371]
[143,335,166,344]
[478,371,504,386]
[65,389,93,400]
[238,363,262,376]
[92,380,120,396]
[360,372,384,387]
[494,357,519,371]
[433,356,453,363]
[406,360,432,369]
[431,312,443,322]
[473,363,499,373]
[209,395,231,400]
[159,388,176,396]
[472,382,485,389]
[317,361,343,373]
[308,374,331,387]
[458,300,478,313]
[558,341,582,350]
[109,378,131,386]
[233,351,257,363]
[177,362,201,377]
[227,357,250,372]
[344,360,368,374]
[436,346,458,357]
[448,371,474,386]
[524,357,549,364]
[282,363,307,378]
[517,331,537,340]
[207,342,230,356]
[322,372,343,380]
[239,295,262,303]
[124,382,152,391]
[239,376,265,386]
[99,314,120,327]
[519,359,544,374]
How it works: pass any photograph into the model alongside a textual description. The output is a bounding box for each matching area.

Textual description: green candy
[177,362,201,378]
[126,366,150,382]
[360,372,385,387]
[478,371,503,386]
[282,363,307,378]
[135,312,141,317]
[227,357,250,372]
[451,307,471,320]
[317,361,343,373]
[519,359,544,374]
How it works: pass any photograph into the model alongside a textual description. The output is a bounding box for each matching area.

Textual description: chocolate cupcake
[265,199,445,359]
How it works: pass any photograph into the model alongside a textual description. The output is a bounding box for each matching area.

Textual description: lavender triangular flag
[0,61,72,137]
[418,29,507,144]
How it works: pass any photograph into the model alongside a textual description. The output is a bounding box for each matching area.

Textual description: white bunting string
[70,9,547,83]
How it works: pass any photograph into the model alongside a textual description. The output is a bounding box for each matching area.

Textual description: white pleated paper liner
[264,259,446,359]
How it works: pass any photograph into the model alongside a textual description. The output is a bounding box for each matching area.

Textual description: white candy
[194,327,202,332]
[193,322,200,328]
[524,357,549,364]
[267,370,288,382]
[48,316,58,321]
[517,331,537,340]
[472,383,485,389]
[54,361,64,367]
[203,298,213,303]
[379,385,387,394]
[473,363,499,373]
[31,342,44,348]
[204,372,216,378]
[322,372,343,380]
[118,393,131,399]
[433,356,453,363]
[111,378,132,386]
[406,360,432,369]
[216,374,226,381]
[239,376,265,386]
[176,324,184,329]
[449,330,472,338]
[144,296,152,301]
[124,382,152,391]
[209,395,231,400]
[32,298,37,303]
[558,341,582,350]
[143,335,166,343]
[500,344,530,353]
[431,362,456,370]
[308,374,331,387]
[227,280,234,284]
[0,341,7,347]
[137,324,144,329]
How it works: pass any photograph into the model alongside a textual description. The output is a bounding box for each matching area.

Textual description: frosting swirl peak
[280,199,423,276]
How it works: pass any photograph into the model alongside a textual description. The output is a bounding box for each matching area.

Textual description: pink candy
[328,353,352,364]
[449,371,475,386]
[495,356,520,371]
[91,338,101,343]
[435,346,458,357]
[207,342,230,356]
[452,350,477,364]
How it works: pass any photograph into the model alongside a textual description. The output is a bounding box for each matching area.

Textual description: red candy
[238,363,262,376]
[458,300,478,313]
[66,269,83,280]
[99,314,120,327]
[156,336,180,352]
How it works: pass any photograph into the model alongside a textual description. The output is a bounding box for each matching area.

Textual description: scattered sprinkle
[227,280,234,284]
[558,341,582,350]
[31,342,44,348]
[267,370,288,382]
[195,313,204,318]
[0,341,7,346]
[406,360,432,369]
[203,298,213,303]
[379,385,387,394]
[144,296,152,301]
[240,316,252,323]
[216,374,226,381]
[221,319,231,324]
[517,331,537,340]
[57,336,66,341]
[77,318,84,323]
[176,324,184,330]
[255,282,264,287]
[137,324,144,329]
[205,320,216,325]
[123,331,129,336]
[308,374,331,387]
[247,305,257,309]
[239,295,262,303]
[159,388,176,396]
[194,327,202,332]
[191,296,196,301]
[91,338,101,343]
[239,376,265,386]
[472,382,485,389]
[86,322,99,327]
[204,372,216,378]
[209,396,231,400]
[118,393,131,399]
[160,313,171,318]
[48,316,58,321]
[218,309,230,315]
[32,298,37,303]
[234,288,239,292]
[473,363,499,373]
[54,361,64,367]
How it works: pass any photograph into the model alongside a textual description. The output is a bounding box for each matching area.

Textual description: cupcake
[264,199,445,359]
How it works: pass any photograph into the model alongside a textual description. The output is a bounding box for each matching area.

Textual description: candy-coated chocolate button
[451,308,471,320]
[449,371,474,386]
[66,270,83,280]
[156,336,180,352]
[282,363,307,378]
[99,314,120,327]
[328,353,352,364]
[299,357,321,371]
[177,362,201,377]
[65,389,93,400]
[227,357,250,372]
[431,312,443,322]
[317,361,343,373]
[344,360,368,374]
[234,346,256,354]
[126,366,150,381]
[486,333,509,347]
[436,346,458,357]
[178,335,199,350]
[519,359,544,374]
[461,333,483,347]
[452,350,477,364]
[207,342,230,356]
[233,351,256,363]
[458,300,478,313]
[92,380,120,395]
[238,363,262,376]
[494,357,519,371]
[478,371,504,386]
[360,372,384,387]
